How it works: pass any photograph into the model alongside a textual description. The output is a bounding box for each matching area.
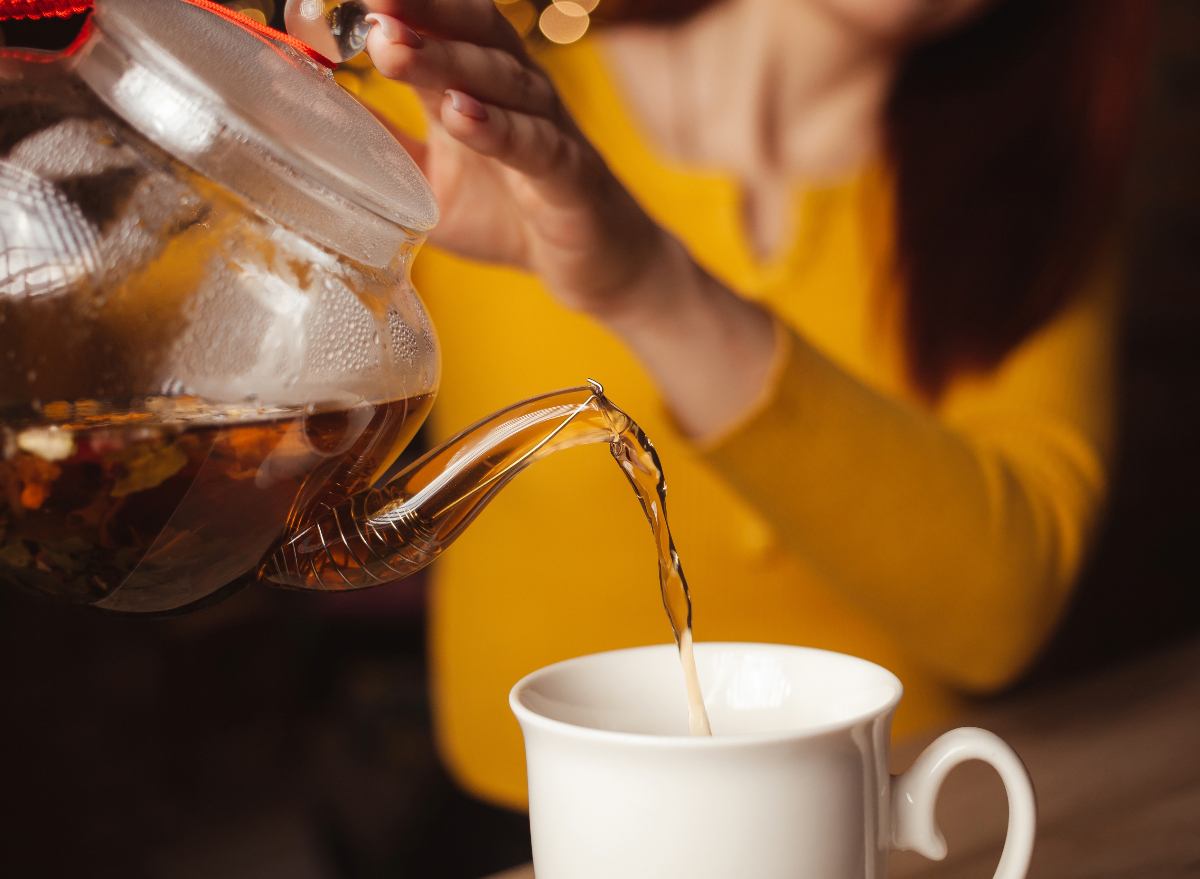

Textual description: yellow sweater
[339,39,1117,810]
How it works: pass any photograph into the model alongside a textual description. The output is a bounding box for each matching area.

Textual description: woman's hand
[362,0,779,440]
[363,0,664,322]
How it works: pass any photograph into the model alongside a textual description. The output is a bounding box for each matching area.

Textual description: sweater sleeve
[700,256,1119,693]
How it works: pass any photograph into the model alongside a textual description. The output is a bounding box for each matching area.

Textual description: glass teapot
[0,0,640,614]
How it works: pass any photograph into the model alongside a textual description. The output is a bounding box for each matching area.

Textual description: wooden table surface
[486,636,1200,879]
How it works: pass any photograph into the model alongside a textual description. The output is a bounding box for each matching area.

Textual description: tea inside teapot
[1,396,433,612]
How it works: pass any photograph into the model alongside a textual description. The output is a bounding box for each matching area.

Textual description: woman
[337,0,1151,808]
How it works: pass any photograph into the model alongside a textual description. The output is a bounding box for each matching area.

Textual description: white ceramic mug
[510,642,1035,879]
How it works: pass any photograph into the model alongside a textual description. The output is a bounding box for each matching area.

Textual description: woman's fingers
[440,90,582,187]
[363,0,599,210]
[364,0,527,58]
[367,21,559,120]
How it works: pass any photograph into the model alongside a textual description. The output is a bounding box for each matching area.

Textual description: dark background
[1024,0,1200,683]
[1,2,1199,877]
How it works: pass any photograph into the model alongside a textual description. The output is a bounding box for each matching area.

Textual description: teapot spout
[262,382,631,591]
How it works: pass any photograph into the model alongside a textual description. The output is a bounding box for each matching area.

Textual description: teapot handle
[891,727,1037,879]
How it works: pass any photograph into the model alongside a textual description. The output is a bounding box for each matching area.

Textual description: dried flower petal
[17,427,76,462]
[107,442,189,498]
[12,454,62,510]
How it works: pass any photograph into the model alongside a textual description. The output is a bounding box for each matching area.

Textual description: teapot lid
[73,0,438,266]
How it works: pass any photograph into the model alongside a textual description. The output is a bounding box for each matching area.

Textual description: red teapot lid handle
[0,0,336,69]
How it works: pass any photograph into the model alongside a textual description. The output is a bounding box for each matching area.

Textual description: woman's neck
[603,0,899,257]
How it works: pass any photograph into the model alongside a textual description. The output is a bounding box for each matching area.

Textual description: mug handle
[891,727,1037,879]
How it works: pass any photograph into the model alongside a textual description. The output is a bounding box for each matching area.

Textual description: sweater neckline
[542,36,876,297]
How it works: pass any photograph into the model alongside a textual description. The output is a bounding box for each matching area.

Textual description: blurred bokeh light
[222,0,275,25]
[494,0,595,45]
[539,0,588,43]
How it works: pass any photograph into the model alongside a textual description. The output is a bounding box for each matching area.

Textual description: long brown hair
[596,0,1155,396]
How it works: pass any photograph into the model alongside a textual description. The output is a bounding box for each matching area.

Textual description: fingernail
[365,13,423,48]
[447,89,488,121]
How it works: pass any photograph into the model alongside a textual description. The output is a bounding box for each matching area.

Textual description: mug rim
[509,641,905,748]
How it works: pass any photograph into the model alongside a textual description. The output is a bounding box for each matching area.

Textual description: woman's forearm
[596,234,779,441]
[701,280,1116,691]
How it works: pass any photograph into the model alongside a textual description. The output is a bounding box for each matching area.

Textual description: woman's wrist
[596,234,780,441]
[590,231,700,336]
